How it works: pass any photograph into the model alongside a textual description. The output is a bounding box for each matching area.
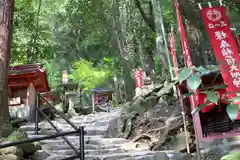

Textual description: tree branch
[134,0,155,32]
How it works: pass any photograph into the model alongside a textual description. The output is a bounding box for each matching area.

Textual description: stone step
[28,134,104,139]
[121,155,156,160]
[20,109,192,160]
[83,151,158,160]
[20,123,108,132]
[45,148,125,156]
[32,150,190,160]
[38,136,129,146]
[42,143,121,150]
[25,126,107,136]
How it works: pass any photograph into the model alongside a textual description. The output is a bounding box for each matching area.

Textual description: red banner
[169,30,179,77]
[134,69,143,88]
[201,6,240,119]
[175,1,199,117]
[175,2,193,67]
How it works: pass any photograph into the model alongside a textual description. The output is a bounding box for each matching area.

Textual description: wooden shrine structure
[91,88,114,113]
[170,1,240,154]
[8,64,50,121]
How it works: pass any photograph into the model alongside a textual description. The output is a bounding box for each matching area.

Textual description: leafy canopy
[70,59,113,91]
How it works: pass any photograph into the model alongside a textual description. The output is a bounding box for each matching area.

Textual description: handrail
[35,93,85,160]
[37,93,79,130]
[0,93,85,160]
[0,130,79,149]
[37,108,79,155]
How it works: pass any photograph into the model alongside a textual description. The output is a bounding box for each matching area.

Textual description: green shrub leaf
[227,104,239,121]
[195,66,210,74]
[178,68,192,84]
[187,75,201,91]
[206,91,220,104]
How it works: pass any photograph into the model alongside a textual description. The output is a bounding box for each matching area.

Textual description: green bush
[70,59,112,90]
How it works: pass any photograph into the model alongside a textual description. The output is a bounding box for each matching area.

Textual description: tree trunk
[0,0,14,137]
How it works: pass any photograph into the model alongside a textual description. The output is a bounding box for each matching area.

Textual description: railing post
[35,93,39,135]
[79,126,85,160]
[92,93,95,114]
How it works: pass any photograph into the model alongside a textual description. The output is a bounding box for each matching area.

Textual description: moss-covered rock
[7,131,28,142]
[0,131,41,159]
[21,142,41,155]
[0,123,14,138]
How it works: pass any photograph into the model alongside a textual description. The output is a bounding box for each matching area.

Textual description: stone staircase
[19,109,191,160]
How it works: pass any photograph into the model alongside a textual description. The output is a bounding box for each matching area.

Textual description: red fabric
[134,70,143,88]
[175,2,193,68]
[175,1,198,112]
[201,6,240,119]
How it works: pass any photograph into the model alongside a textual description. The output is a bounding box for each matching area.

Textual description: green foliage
[227,104,239,121]
[186,75,202,91]
[7,131,28,142]
[70,59,113,90]
[43,60,61,88]
[221,152,240,160]
[206,91,220,104]
[0,123,14,138]
[178,68,192,84]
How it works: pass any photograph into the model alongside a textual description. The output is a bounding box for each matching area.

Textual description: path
[19,108,191,160]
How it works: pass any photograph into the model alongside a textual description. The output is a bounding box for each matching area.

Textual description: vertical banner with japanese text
[201,6,240,119]
[175,2,193,68]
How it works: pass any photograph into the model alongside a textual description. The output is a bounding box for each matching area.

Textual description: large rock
[31,150,50,160]
[0,146,23,158]
[166,132,191,151]
[3,131,41,157]
[21,142,41,155]
[7,131,28,142]
[155,152,169,160]
[0,154,19,160]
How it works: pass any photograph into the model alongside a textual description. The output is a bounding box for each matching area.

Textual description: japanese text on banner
[201,6,240,90]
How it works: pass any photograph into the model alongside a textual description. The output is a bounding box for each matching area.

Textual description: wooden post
[27,83,36,122]
[92,93,95,114]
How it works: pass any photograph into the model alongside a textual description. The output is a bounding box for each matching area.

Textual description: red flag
[175,1,200,120]
[134,69,143,88]
[201,6,240,119]
[175,2,193,67]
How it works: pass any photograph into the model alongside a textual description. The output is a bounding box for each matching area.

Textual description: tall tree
[0,0,14,137]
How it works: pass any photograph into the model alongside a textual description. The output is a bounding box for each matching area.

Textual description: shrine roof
[9,64,43,75]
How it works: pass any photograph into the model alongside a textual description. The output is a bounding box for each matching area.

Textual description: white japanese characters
[208,21,227,28]
[213,28,240,88]
[183,41,192,67]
